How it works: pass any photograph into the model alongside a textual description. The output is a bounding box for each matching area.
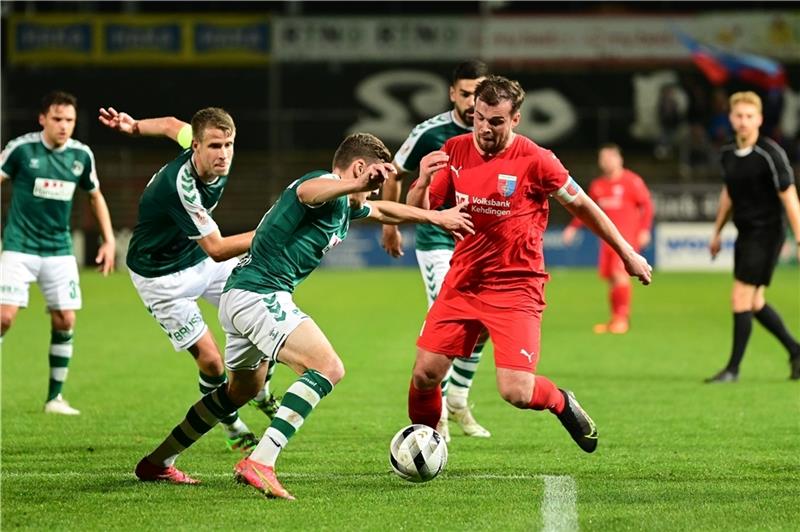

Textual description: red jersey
[428,133,569,305]
[569,169,653,246]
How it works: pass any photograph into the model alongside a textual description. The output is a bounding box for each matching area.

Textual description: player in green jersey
[381,60,491,441]
[99,107,276,452]
[0,91,116,415]
[132,133,473,497]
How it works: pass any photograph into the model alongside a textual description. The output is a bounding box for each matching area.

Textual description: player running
[99,107,276,452]
[382,60,491,442]
[562,143,653,334]
[131,133,474,499]
[406,76,652,454]
[0,91,116,415]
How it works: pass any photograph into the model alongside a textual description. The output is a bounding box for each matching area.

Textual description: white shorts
[219,288,309,372]
[0,251,81,310]
[415,249,453,309]
[129,256,238,351]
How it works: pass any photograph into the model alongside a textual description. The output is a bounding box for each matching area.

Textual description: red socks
[610,283,631,321]
[408,381,442,429]
[529,375,565,414]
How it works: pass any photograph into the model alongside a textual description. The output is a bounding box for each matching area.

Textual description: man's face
[193,128,235,177]
[473,98,519,154]
[729,102,763,139]
[598,148,623,176]
[38,104,76,148]
[450,77,484,125]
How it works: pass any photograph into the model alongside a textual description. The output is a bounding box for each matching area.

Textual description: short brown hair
[332,133,391,169]
[41,90,77,115]
[599,143,622,155]
[191,107,235,142]
[729,91,762,113]
[474,75,525,114]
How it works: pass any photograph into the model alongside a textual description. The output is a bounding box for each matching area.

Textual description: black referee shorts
[733,228,785,286]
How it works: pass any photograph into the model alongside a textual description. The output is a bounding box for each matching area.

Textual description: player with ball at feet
[133,133,474,500]
[406,76,653,453]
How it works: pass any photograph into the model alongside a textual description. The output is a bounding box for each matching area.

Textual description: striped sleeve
[73,142,99,192]
[169,163,219,240]
[758,138,794,191]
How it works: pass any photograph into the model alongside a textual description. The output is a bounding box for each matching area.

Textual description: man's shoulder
[756,136,790,163]
[3,132,41,154]
[65,138,94,158]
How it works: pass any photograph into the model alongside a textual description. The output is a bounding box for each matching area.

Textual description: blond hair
[191,107,235,142]
[729,91,762,114]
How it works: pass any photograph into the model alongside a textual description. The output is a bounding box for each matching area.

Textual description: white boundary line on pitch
[541,475,579,532]
[0,471,541,480]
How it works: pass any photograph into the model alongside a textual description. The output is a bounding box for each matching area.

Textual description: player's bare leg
[706,281,758,383]
[189,331,257,451]
[409,348,453,431]
[594,271,630,334]
[238,320,344,501]
[496,368,598,453]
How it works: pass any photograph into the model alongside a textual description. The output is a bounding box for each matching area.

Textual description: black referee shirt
[720,136,795,233]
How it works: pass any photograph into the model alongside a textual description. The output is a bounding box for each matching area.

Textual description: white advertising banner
[273,13,800,62]
[655,222,738,272]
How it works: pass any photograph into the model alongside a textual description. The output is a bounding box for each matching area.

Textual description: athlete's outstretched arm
[555,181,652,285]
[98,107,191,148]
[709,186,733,259]
[197,230,255,262]
[87,189,116,276]
[295,163,393,205]
[365,201,474,240]
[778,184,800,262]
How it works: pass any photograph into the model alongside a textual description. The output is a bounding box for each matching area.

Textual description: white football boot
[44,394,80,415]
[446,387,490,438]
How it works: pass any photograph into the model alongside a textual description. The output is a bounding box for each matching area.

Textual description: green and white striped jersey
[126,149,227,278]
[225,170,371,295]
[0,132,99,256]
[395,110,469,251]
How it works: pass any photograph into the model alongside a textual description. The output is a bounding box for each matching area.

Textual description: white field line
[0,471,540,480]
[541,475,579,532]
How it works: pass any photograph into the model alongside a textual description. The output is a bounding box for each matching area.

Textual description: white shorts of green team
[415,249,454,309]
[0,251,82,310]
[219,288,309,372]
[129,256,238,351]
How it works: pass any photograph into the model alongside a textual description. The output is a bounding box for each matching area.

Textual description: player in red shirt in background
[406,76,652,452]
[562,144,653,334]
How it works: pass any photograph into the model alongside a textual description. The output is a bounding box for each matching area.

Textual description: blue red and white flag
[675,31,787,90]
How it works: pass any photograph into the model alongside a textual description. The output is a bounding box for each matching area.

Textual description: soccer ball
[389,424,448,483]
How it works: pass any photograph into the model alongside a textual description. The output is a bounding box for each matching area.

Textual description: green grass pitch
[2,267,798,530]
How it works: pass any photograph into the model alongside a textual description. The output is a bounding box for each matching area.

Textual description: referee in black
[705,91,800,383]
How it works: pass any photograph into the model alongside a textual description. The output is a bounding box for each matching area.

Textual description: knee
[320,355,345,386]
[50,311,75,332]
[195,350,225,375]
[411,358,446,389]
[497,381,531,409]
[0,310,16,335]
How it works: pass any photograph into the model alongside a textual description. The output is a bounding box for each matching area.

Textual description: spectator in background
[708,88,733,147]
[655,84,684,160]
[563,144,653,334]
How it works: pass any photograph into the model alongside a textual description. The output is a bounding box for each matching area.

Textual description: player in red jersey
[562,144,653,334]
[405,76,652,453]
